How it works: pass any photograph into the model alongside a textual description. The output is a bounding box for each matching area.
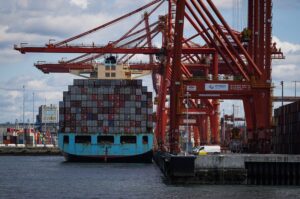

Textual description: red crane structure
[15,0,284,154]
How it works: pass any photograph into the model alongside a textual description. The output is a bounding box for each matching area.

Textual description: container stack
[2,128,35,145]
[273,100,300,154]
[59,79,153,134]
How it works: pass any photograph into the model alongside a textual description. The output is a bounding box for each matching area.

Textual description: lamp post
[22,85,27,146]
[280,81,284,107]
[185,90,189,155]
[281,81,284,135]
[292,81,299,97]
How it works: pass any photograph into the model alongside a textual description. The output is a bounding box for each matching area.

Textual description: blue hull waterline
[58,133,153,163]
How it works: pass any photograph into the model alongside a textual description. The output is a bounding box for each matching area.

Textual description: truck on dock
[192,145,221,155]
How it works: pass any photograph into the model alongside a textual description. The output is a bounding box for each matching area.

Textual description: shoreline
[0,147,62,156]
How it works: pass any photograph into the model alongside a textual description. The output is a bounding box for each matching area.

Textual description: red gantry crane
[15,0,284,154]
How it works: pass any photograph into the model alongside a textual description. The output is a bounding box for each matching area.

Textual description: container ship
[58,59,153,163]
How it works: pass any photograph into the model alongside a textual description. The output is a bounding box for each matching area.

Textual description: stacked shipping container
[59,79,153,134]
[2,128,36,145]
[273,100,300,154]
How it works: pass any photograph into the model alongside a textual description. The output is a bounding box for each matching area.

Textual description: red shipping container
[65,114,71,121]
[109,95,114,100]
[81,127,87,133]
[81,88,87,94]
[103,127,108,133]
[4,140,10,145]
[8,128,15,133]
[136,96,141,101]
[108,114,114,120]
[92,94,97,100]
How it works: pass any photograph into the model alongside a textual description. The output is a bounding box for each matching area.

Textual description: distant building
[37,104,58,133]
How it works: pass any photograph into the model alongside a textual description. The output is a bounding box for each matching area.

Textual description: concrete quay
[154,152,300,185]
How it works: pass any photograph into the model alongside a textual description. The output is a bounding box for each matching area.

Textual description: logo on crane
[205,83,229,91]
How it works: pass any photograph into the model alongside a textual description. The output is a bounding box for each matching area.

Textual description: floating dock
[154,152,300,185]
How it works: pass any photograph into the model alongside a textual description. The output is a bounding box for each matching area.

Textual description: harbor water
[0,156,299,199]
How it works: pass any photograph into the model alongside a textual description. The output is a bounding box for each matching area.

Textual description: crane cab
[97,55,128,79]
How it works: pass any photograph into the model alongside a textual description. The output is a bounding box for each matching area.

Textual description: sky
[0,0,300,123]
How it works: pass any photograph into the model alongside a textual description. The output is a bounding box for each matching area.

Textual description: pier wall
[155,153,300,185]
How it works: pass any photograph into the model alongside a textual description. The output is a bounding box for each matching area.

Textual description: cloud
[271,36,300,98]
[0,74,74,123]
[273,36,300,54]
[27,79,50,90]
[272,64,300,81]
[6,13,112,40]
[70,0,89,9]
[0,48,22,64]
[272,37,300,81]
[273,0,300,10]
[0,25,52,45]
[212,0,243,9]
[17,0,30,8]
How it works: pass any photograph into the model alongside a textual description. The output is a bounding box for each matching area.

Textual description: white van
[193,145,221,155]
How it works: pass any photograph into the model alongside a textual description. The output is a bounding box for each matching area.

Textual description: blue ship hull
[58,133,153,163]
